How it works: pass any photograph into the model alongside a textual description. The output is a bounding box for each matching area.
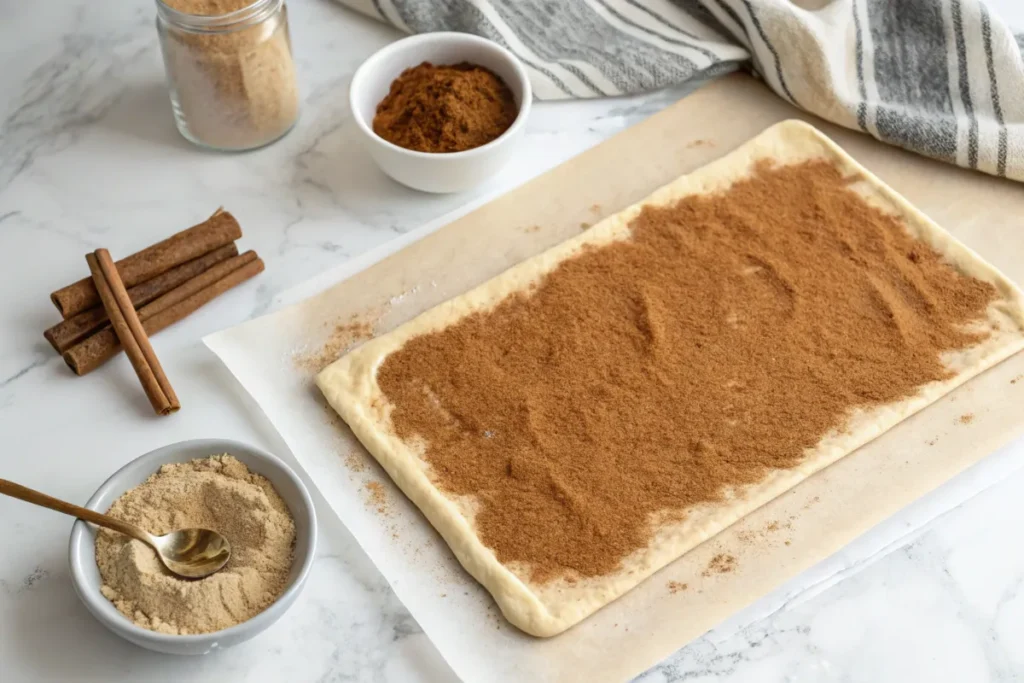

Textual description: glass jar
[155,0,299,151]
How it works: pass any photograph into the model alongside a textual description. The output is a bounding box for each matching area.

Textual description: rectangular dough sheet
[317,120,1024,637]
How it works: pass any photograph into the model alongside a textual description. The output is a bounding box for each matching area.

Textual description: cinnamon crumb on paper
[736,519,787,544]
[364,481,389,515]
[702,553,737,577]
[668,581,688,594]
[294,309,381,374]
[344,451,369,473]
[802,496,821,511]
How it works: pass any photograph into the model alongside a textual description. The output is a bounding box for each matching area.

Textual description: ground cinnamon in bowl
[373,62,518,153]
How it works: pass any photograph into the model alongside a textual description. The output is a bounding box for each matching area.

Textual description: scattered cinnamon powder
[344,451,369,473]
[702,554,737,577]
[958,413,975,425]
[295,312,378,374]
[318,396,373,475]
[377,159,997,583]
[668,581,688,594]
[364,481,389,514]
[737,519,790,545]
[373,62,517,154]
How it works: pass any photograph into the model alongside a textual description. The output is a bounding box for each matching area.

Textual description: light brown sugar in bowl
[95,455,296,635]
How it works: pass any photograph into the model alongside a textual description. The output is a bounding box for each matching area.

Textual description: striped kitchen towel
[339,0,1024,182]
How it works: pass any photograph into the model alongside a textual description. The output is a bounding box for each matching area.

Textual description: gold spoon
[0,478,231,579]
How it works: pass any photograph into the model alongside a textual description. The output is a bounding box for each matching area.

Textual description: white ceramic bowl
[350,32,532,193]
[68,438,317,655]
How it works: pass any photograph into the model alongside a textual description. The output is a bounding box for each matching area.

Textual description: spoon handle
[0,478,153,544]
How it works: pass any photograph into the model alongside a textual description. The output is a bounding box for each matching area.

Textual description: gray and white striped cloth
[339,0,1024,182]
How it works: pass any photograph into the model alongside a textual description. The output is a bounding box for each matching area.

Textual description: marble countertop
[3,1,1024,681]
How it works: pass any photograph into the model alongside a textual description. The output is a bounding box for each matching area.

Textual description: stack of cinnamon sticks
[44,209,264,415]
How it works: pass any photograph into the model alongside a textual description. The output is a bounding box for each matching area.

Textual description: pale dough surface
[317,120,1024,637]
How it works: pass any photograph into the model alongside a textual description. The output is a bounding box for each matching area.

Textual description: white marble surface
[2,1,1024,681]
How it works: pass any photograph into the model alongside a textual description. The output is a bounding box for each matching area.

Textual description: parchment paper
[205,75,1024,683]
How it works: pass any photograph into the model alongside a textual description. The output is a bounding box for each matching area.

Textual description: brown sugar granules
[377,159,997,584]
[164,0,250,12]
[158,0,299,150]
[373,62,517,153]
[96,455,295,634]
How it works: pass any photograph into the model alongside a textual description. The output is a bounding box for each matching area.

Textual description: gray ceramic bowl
[68,438,317,655]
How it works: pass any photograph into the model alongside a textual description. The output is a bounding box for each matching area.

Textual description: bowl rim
[68,437,318,646]
[349,31,533,160]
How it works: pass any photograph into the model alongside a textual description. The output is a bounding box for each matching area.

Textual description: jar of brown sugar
[155,0,300,151]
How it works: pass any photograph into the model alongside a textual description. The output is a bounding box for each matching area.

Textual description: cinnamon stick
[87,250,180,415]
[65,251,264,376]
[44,244,239,353]
[51,209,242,319]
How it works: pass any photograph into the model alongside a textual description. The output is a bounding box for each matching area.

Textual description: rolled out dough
[317,120,1024,637]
